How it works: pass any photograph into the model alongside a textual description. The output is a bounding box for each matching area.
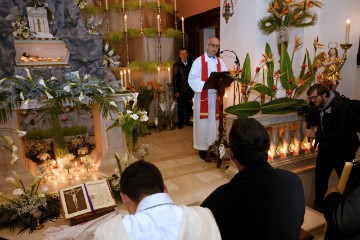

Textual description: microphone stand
[220,50,240,105]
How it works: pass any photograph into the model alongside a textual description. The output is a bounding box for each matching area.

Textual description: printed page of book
[84,179,116,210]
[59,184,91,219]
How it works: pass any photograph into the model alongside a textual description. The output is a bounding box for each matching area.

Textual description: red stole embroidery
[200,54,221,119]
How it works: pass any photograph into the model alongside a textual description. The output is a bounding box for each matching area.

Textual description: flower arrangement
[0,128,26,164]
[258,0,323,35]
[159,100,176,130]
[11,17,34,39]
[128,80,162,113]
[0,172,60,233]
[106,153,128,202]
[86,15,103,36]
[24,139,53,165]
[226,38,317,117]
[107,93,149,156]
[103,42,121,67]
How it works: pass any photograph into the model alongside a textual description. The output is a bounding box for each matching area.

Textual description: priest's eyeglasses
[208,43,220,48]
[309,95,319,101]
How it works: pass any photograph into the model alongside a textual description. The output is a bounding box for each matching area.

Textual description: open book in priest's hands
[59,179,116,222]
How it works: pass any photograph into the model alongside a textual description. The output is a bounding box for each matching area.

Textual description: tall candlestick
[157,0,160,8]
[122,0,124,9]
[157,66,160,83]
[128,69,131,85]
[345,19,351,44]
[181,17,184,33]
[174,0,177,11]
[124,15,128,32]
[105,0,108,10]
[157,15,161,33]
[120,71,124,88]
[168,67,171,83]
[338,162,353,194]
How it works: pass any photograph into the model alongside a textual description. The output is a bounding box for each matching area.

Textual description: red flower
[286,89,293,95]
[313,66,318,71]
[288,79,293,84]
[271,86,277,91]
[255,67,261,73]
[306,71,311,77]
[301,64,307,69]
[241,87,247,93]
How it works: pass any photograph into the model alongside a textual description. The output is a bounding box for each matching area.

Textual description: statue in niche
[313,42,347,90]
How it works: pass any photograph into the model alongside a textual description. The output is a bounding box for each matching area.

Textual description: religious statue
[313,42,348,89]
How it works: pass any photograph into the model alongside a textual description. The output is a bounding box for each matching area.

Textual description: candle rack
[174,10,178,30]
[182,32,185,48]
[157,31,162,64]
[167,82,173,101]
[139,4,144,34]
[106,10,110,32]
[125,31,130,66]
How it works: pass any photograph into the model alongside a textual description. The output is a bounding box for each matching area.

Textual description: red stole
[200,54,221,119]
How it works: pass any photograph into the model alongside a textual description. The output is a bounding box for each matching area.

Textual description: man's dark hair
[229,117,270,167]
[307,83,330,97]
[179,48,188,52]
[120,160,164,202]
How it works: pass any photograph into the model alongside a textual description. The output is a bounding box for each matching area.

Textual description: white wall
[220,0,360,107]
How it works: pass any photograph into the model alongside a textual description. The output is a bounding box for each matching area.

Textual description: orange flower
[313,37,325,50]
[259,53,274,65]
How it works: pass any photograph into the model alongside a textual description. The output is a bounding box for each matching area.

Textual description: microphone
[220,49,240,68]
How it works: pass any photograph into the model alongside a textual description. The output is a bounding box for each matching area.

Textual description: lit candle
[124,15,128,33]
[157,66,160,83]
[338,162,352,194]
[120,71,124,88]
[123,70,127,87]
[174,0,177,11]
[157,0,160,8]
[128,69,131,85]
[181,17,184,33]
[105,0,108,10]
[345,19,351,44]
[139,0,141,7]
[157,15,161,33]
[122,0,124,9]
[168,67,171,83]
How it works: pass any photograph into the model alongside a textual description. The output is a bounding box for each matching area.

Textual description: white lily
[16,130,27,137]
[122,97,128,107]
[40,185,49,193]
[104,42,109,52]
[44,91,53,99]
[20,91,24,100]
[130,114,139,120]
[11,152,19,165]
[63,85,71,92]
[79,92,84,101]
[126,110,133,114]
[108,49,114,57]
[109,101,117,107]
[50,76,57,80]
[15,75,26,80]
[22,99,29,109]
[96,88,103,94]
[71,71,80,79]
[109,86,115,94]
[140,114,149,122]
[38,78,47,88]
[12,188,24,195]
[25,68,32,80]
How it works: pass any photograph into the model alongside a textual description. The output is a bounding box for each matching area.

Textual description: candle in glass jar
[181,17,184,33]
[345,19,351,44]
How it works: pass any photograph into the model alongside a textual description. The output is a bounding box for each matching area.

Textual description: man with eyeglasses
[305,83,359,213]
[188,37,227,161]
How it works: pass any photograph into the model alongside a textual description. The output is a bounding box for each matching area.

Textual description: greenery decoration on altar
[107,93,149,157]
[128,61,174,73]
[0,173,60,233]
[105,28,182,43]
[225,41,317,117]
[82,2,175,14]
[258,0,323,35]
[0,70,121,161]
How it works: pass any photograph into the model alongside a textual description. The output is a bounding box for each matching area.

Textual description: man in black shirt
[172,48,193,129]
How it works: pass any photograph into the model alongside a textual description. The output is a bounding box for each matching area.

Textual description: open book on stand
[59,179,116,225]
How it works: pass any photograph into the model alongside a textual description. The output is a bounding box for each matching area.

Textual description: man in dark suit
[202,117,305,240]
[172,48,193,129]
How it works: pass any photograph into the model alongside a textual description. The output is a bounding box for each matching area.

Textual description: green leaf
[251,83,273,96]
[225,101,261,117]
[280,44,296,91]
[241,53,252,85]
[262,98,305,114]
[295,49,315,97]
[265,43,274,89]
